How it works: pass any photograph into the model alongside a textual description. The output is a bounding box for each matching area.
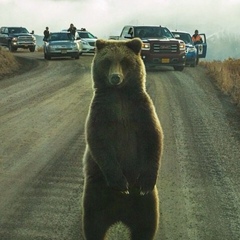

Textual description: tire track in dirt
[0,53,93,239]
[148,67,240,240]
[1,55,240,239]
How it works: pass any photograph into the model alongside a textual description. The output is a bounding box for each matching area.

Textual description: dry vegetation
[0,47,20,78]
[200,58,240,105]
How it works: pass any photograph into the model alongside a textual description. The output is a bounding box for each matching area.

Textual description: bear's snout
[109,74,123,86]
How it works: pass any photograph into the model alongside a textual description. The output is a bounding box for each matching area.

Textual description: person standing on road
[68,23,77,37]
[192,29,203,45]
[43,27,50,41]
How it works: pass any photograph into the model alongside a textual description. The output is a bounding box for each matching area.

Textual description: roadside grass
[200,58,240,105]
[0,46,20,78]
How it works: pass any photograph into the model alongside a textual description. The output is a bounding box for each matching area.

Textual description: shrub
[201,58,240,105]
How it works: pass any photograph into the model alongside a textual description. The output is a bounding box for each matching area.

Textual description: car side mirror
[31,30,34,34]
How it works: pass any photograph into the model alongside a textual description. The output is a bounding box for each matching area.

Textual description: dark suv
[0,27,36,52]
[119,25,186,71]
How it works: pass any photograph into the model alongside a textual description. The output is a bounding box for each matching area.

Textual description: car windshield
[173,32,192,44]
[49,32,75,41]
[9,27,29,34]
[134,27,173,38]
[78,32,96,39]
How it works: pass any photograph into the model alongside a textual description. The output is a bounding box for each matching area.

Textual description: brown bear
[82,38,163,240]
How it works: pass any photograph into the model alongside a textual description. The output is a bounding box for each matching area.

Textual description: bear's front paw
[106,175,129,194]
[135,175,156,195]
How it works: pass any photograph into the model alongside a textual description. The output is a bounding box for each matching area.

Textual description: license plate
[61,50,67,54]
[162,58,170,63]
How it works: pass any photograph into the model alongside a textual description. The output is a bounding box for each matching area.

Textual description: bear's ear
[96,39,107,50]
[126,38,142,55]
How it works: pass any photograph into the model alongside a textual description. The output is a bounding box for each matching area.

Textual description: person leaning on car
[68,23,77,36]
[192,30,203,44]
[43,27,50,41]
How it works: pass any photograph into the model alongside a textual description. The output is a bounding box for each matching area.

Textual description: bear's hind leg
[126,188,159,240]
[83,211,111,240]
[83,182,117,240]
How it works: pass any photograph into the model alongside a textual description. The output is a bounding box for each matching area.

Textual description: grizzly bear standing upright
[82,38,163,240]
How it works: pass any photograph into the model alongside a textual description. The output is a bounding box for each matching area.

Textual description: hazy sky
[1,0,240,38]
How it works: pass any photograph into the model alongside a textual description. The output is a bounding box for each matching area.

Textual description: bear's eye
[120,57,132,69]
[100,58,111,69]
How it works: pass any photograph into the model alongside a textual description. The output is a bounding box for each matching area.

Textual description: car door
[120,26,132,39]
[197,33,207,58]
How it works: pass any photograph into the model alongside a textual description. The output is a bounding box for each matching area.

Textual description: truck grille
[18,36,33,42]
[153,44,178,53]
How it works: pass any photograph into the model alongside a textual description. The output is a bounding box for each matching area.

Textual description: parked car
[0,26,36,52]
[77,28,97,54]
[115,25,186,71]
[43,31,82,60]
[172,30,198,67]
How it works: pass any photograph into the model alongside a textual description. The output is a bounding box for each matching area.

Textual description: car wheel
[196,57,199,65]
[29,47,35,52]
[190,59,196,67]
[8,42,17,52]
[44,53,51,60]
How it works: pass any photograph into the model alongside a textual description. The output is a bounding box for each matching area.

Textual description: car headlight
[179,42,185,51]
[32,36,36,42]
[12,37,17,42]
[142,42,150,50]
[82,40,89,46]
[70,43,78,50]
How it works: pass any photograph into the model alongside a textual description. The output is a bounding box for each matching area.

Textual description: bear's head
[92,38,146,90]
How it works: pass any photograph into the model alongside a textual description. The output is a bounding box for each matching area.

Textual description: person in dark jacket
[43,27,50,41]
[68,23,77,37]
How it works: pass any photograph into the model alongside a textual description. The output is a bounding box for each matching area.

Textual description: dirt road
[0,52,240,240]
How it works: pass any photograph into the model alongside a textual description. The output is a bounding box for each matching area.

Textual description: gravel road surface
[0,52,240,240]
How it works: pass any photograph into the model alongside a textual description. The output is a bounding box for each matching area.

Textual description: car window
[49,33,75,41]
[8,28,29,34]
[78,32,96,39]
[121,27,131,37]
[173,32,192,44]
[78,32,89,38]
[161,28,174,38]
[135,27,173,38]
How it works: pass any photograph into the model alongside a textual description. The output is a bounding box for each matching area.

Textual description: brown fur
[82,38,163,240]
